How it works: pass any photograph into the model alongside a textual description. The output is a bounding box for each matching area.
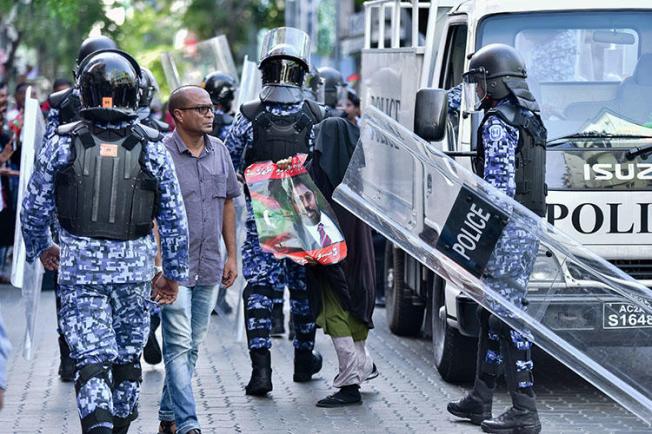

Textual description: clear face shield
[463,68,488,111]
[260,27,311,68]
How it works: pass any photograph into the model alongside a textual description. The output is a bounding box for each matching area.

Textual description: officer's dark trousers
[59,282,150,434]
[242,199,316,351]
[475,307,534,395]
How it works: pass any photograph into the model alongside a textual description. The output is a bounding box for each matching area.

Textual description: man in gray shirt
[158,86,241,434]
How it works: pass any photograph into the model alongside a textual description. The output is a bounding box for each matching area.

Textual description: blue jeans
[159,284,219,434]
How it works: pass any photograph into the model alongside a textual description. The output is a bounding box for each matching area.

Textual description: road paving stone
[0,285,651,433]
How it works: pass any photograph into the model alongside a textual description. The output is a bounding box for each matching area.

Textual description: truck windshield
[478,11,652,145]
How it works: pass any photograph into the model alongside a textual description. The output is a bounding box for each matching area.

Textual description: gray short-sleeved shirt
[165,130,241,287]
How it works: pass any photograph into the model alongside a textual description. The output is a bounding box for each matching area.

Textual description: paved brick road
[0,285,650,433]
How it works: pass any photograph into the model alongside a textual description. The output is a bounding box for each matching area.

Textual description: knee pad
[243,285,275,302]
[113,362,142,386]
[75,363,113,433]
[75,363,112,394]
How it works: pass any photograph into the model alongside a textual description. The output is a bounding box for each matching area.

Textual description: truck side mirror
[414,88,448,142]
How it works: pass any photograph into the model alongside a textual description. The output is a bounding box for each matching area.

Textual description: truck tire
[431,275,476,383]
[385,244,424,336]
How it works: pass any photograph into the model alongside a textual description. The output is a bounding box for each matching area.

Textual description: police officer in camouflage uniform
[202,71,237,142]
[137,67,169,133]
[225,27,323,396]
[45,35,118,383]
[317,66,346,117]
[135,66,170,367]
[446,44,546,434]
[21,49,189,434]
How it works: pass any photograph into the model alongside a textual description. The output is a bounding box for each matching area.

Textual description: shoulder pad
[487,104,519,126]
[240,100,262,122]
[303,100,326,122]
[48,88,74,109]
[134,123,164,142]
[56,120,84,136]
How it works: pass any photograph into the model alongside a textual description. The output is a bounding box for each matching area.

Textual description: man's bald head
[168,85,214,136]
[168,85,210,120]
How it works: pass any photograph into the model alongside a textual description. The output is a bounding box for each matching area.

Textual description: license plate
[603,302,652,329]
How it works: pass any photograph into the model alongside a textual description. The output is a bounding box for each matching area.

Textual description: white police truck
[361,0,652,381]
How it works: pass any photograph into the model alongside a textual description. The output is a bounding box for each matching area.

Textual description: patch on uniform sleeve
[489,124,505,141]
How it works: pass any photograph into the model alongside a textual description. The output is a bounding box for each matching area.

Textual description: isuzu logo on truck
[583,163,652,181]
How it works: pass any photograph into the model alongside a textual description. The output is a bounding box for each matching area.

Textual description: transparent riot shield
[235,55,262,110]
[10,89,45,360]
[161,35,238,90]
[333,106,652,424]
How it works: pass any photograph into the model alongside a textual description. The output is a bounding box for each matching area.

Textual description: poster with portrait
[244,154,347,265]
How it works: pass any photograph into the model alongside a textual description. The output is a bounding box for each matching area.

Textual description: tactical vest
[476,104,547,217]
[240,100,324,169]
[54,121,162,240]
[211,111,233,138]
[48,88,81,124]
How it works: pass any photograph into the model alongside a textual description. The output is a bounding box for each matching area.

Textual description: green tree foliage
[0,0,285,97]
[183,0,284,60]
[0,0,108,81]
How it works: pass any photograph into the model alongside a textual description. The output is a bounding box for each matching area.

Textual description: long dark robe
[307,117,376,328]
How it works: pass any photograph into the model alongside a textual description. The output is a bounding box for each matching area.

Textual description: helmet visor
[260,27,311,68]
[261,58,307,88]
[463,68,487,111]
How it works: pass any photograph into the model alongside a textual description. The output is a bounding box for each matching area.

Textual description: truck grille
[608,259,652,281]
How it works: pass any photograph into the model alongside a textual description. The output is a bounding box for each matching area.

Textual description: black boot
[271,304,285,337]
[58,336,75,382]
[245,349,272,396]
[481,391,541,434]
[447,379,494,425]
[143,314,162,365]
[112,423,130,434]
[316,385,361,407]
[293,349,322,382]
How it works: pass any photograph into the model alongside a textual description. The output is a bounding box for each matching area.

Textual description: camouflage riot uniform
[477,101,539,391]
[21,120,189,433]
[225,104,316,352]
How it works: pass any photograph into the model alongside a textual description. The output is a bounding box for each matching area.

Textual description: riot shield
[235,55,262,109]
[333,106,652,424]
[161,35,238,90]
[10,89,45,360]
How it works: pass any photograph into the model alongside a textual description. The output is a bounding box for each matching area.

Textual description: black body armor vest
[54,121,162,240]
[476,103,548,217]
[48,88,81,124]
[240,99,324,169]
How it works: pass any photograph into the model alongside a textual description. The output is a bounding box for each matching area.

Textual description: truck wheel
[432,275,476,383]
[385,245,424,336]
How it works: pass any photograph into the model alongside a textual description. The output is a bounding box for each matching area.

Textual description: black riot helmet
[318,66,347,109]
[303,66,323,102]
[259,27,310,98]
[76,36,117,69]
[463,43,529,110]
[202,71,236,112]
[78,49,142,123]
[139,67,159,108]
